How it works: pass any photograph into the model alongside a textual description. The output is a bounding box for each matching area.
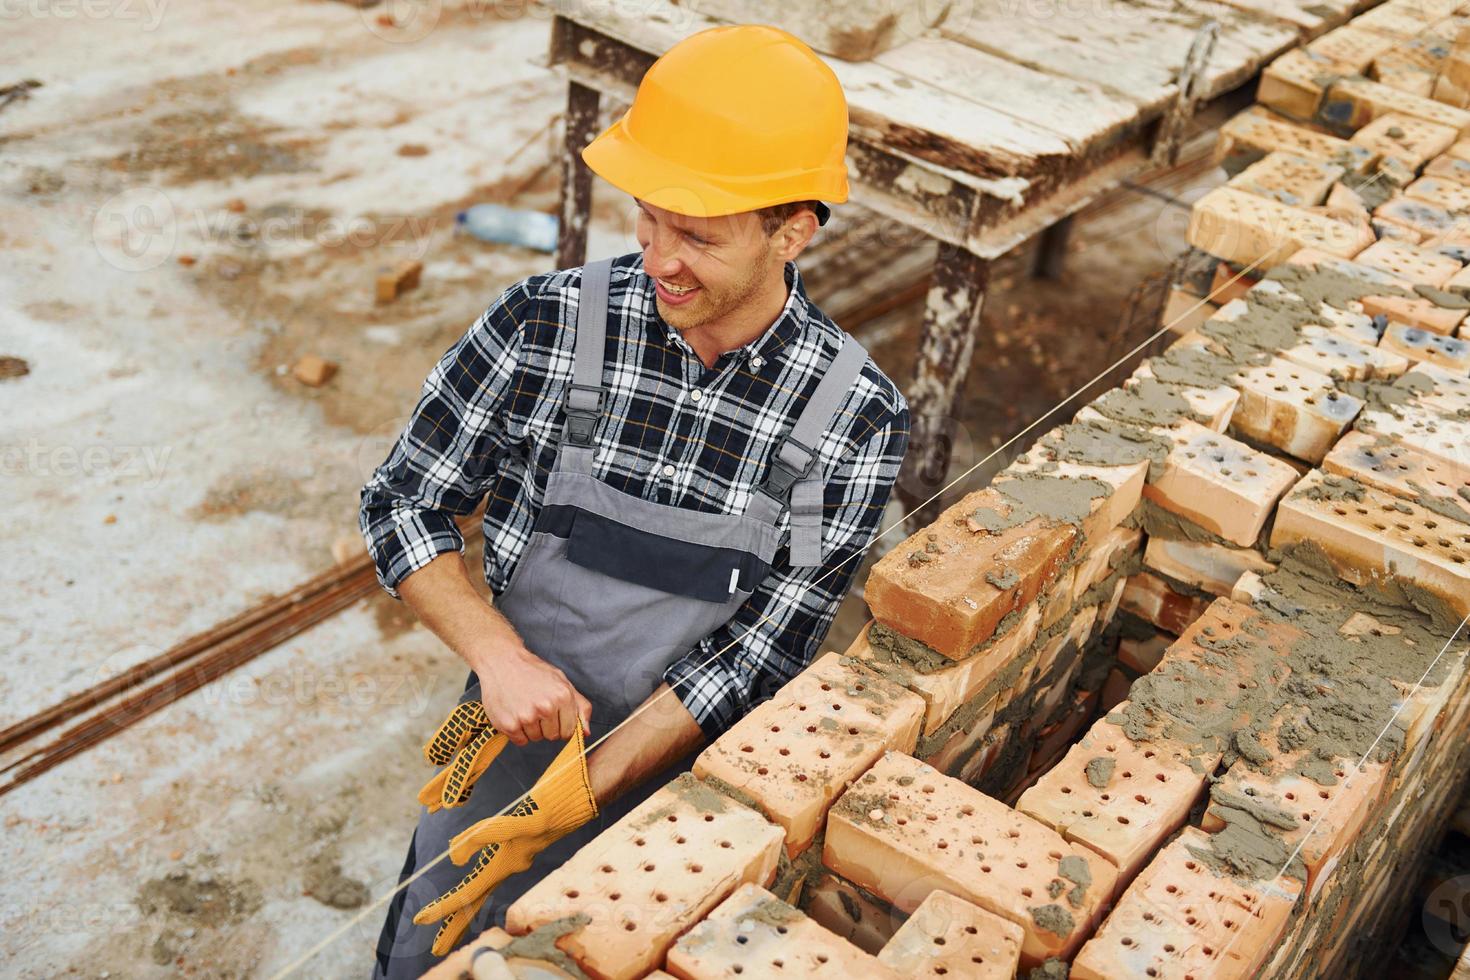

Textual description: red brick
[693,652,923,858]
[1226,149,1343,207]
[1355,238,1462,287]
[1216,106,1375,172]
[1281,329,1409,380]
[1381,321,1470,368]
[1324,76,1470,135]
[1017,711,1215,885]
[665,883,901,980]
[1230,356,1363,464]
[506,774,784,980]
[1357,405,1470,478]
[1119,572,1213,636]
[376,258,422,303]
[1143,537,1277,598]
[1201,749,1388,900]
[1323,430,1470,516]
[875,889,1024,980]
[1407,175,1470,213]
[1071,827,1302,980]
[1187,186,1373,267]
[802,871,905,955]
[1118,632,1173,675]
[823,752,1117,968]
[996,453,1148,546]
[865,489,1076,660]
[1269,468,1470,621]
[1143,419,1300,546]
[1349,112,1460,175]
[845,604,1042,739]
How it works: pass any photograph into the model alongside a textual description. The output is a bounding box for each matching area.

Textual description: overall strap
[747,333,869,566]
[559,257,615,475]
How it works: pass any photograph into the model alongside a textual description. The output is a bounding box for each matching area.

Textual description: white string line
[269,245,1277,978]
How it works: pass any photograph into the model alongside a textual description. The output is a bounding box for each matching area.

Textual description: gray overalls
[373,257,868,978]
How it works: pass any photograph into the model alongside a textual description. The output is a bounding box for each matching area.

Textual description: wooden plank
[1207,0,1357,39]
[552,0,1077,188]
[872,37,1145,157]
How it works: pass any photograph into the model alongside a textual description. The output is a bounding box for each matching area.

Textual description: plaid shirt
[359,251,909,739]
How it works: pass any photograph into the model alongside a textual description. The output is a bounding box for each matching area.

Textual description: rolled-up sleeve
[663,405,911,740]
[358,283,531,598]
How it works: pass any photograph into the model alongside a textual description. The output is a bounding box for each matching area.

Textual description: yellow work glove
[413,721,598,955]
[418,700,509,814]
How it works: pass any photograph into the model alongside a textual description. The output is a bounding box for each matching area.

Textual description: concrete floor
[0,4,1220,976]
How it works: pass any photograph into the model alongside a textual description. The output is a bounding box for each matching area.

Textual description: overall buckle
[764,435,817,500]
[562,383,606,447]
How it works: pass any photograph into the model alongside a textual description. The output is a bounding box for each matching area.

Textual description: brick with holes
[1424,152,1470,185]
[1271,469,1470,619]
[1322,76,1470,135]
[1281,329,1410,380]
[691,651,924,858]
[995,445,1148,546]
[823,752,1117,968]
[505,773,784,980]
[1404,360,1470,412]
[1119,573,1214,636]
[875,888,1024,980]
[1258,49,1355,120]
[1372,195,1466,244]
[1360,288,1469,336]
[1121,599,1303,754]
[843,607,1041,739]
[1323,431,1470,520]
[1226,149,1344,205]
[1356,404,1470,477]
[864,488,1076,661]
[1070,826,1302,980]
[1349,112,1460,178]
[1131,360,1240,431]
[1380,321,1470,369]
[1216,106,1376,173]
[1407,174,1470,213]
[1308,24,1398,74]
[1353,238,1463,287]
[1187,187,1374,268]
[665,882,901,980]
[1143,419,1300,546]
[1016,710,1219,885]
[1230,356,1363,463]
[1142,537,1277,598]
[1201,732,1388,900]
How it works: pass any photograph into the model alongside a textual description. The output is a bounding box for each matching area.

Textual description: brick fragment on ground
[376,258,423,303]
[291,354,338,387]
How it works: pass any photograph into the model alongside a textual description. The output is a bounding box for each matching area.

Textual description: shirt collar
[635,254,809,367]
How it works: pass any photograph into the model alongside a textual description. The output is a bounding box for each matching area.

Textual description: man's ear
[772,207,819,262]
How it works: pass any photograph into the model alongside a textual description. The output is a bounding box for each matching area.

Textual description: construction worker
[361,23,910,977]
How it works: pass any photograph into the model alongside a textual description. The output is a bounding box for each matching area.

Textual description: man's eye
[687,232,710,246]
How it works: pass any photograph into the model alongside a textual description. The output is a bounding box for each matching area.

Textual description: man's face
[634,200,778,332]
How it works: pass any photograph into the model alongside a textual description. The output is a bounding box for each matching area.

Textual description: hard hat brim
[581,114,849,220]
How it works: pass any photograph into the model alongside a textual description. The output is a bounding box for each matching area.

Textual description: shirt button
[661,463,676,478]
[689,389,703,403]
[750,356,765,370]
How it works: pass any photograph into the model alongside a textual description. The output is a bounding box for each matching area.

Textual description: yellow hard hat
[581,24,849,224]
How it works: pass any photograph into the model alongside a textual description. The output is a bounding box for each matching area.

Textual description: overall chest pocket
[554,505,770,604]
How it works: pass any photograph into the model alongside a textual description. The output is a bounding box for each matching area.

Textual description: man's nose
[641,226,684,279]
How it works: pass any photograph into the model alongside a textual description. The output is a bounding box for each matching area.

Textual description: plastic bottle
[455,204,559,253]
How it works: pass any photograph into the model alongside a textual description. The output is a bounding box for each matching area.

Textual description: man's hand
[398,551,592,745]
[475,646,593,746]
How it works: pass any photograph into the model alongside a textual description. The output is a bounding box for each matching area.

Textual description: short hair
[757,200,821,236]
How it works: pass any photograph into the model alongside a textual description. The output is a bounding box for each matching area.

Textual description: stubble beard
[659,241,772,335]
